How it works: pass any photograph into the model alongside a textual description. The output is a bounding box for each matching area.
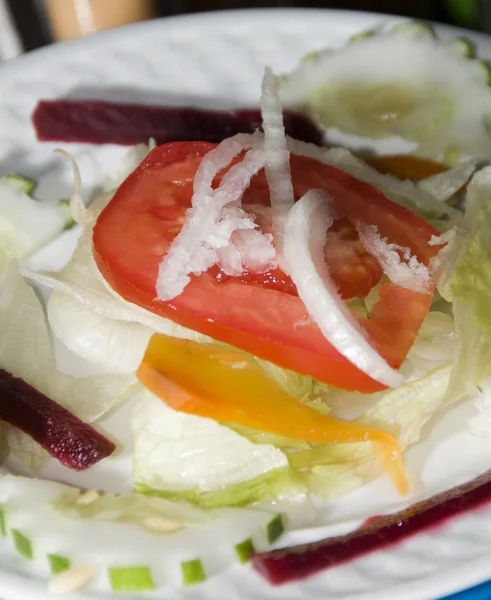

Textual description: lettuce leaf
[435,167,491,401]
[0,267,135,471]
[0,176,70,271]
[131,391,291,499]
[132,365,452,506]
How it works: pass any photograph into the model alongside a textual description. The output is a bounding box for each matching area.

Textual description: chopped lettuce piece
[181,559,206,586]
[101,143,152,193]
[282,26,491,161]
[0,267,134,471]
[132,390,289,497]
[135,468,303,509]
[134,364,453,506]
[24,218,212,375]
[109,566,155,592]
[435,167,491,400]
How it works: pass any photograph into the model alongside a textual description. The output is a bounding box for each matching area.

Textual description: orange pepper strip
[137,333,408,495]
[364,154,448,181]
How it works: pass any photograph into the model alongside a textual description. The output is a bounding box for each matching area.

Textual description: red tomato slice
[93,142,441,393]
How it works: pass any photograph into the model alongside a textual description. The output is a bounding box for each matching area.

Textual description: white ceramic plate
[2,8,491,600]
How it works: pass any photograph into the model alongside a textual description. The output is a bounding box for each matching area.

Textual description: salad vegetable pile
[2,20,491,595]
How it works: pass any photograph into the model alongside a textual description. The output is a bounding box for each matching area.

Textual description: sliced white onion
[47,290,152,374]
[54,149,90,227]
[192,132,260,201]
[429,227,458,246]
[356,223,432,293]
[417,158,479,202]
[261,68,294,261]
[285,138,460,220]
[156,145,269,301]
[283,189,404,388]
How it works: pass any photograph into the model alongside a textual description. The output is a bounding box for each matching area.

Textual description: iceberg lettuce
[0,267,135,471]
[132,365,452,507]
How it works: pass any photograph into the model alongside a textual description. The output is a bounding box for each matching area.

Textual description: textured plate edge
[1,7,491,600]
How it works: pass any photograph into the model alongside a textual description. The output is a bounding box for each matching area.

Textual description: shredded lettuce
[23,220,212,374]
[0,267,135,471]
[131,390,290,498]
[132,364,453,506]
[430,167,491,401]
[101,143,153,193]
[0,176,71,271]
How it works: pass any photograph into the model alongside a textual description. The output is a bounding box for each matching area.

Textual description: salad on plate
[1,20,491,595]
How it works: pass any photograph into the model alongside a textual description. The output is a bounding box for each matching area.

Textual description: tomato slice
[93,142,441,393]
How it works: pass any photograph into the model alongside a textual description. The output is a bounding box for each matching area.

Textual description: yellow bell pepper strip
[363,154,448,181]
[137,333,408,495]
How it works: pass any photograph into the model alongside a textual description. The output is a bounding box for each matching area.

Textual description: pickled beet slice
[0,369,115,470]
[253,468,491,585]
[32,100,324,146]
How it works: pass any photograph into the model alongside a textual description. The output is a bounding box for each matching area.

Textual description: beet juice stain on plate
[253,470,491,584]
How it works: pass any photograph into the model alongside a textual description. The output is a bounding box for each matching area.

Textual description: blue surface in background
[441,581,491,600]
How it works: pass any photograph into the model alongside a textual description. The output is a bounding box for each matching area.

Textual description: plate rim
[2,7,491,600]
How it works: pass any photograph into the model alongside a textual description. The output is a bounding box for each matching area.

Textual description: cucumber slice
[5,174,35,196]
[281,24,491,162]
[0,474,285,591]
[348,28,373,43]
[389,22,433,39]
[450,36,475,58]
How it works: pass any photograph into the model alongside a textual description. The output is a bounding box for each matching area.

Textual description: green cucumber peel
[235,538,255,564]
[48,554,71,574]
[5,174,35,196]
[109,566,156,592]
[0,505,6,537]
[11,529,33,560]
[58,199,76,230]
[181,559,206,586]
[267,514,285,544]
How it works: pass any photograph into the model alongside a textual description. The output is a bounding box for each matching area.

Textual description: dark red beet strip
[32,100,324,146]
[253,468,491,585]
[0,369,115,470]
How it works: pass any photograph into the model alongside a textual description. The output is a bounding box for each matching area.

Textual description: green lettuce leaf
[437,167,491,400]
[0,267,135,471]
[132,364,452,506]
